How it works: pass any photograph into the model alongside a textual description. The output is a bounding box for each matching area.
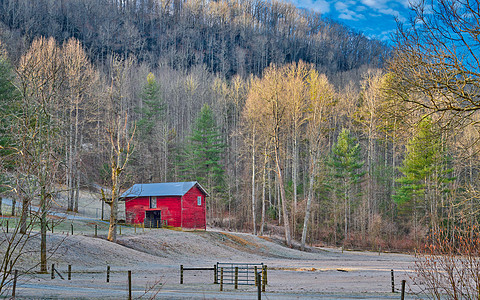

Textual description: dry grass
[220,232,254,247]
[258,236,273,242]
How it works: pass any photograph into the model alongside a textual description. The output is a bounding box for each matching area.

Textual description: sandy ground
[1,190,425,299]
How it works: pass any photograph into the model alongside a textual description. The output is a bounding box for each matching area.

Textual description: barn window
[150,196,157,209]
[197,196,202,206]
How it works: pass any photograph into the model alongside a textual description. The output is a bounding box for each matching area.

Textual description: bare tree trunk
[73,102,80,212]
[67,108,74,211]
[163,124,168,182]
[107,158,119,242]
[260,146,268,236]
[344,180,349,243]
[334,194,338,245]
[292,124,298,239]
[301,151,316,250]
[74,166,80,212]
[11,197,15,216]
[40,186,47,273]
[107,152,121,242]
[367,124,373,233]
[19,197,29,234]
[107,199,118,242]
[251,127,256,235]
[274,143,291,247]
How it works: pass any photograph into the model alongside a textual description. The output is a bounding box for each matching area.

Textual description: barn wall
[125,196,183,227]
[156,196,182,227]
[181,186,206,230]
[124,197,149,224]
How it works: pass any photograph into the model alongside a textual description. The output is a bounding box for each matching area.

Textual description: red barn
[120,181,208,230]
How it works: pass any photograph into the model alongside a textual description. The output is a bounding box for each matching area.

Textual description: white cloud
[378,7,406,22]
[360,0,384,8]
[338,12,365,21]
[360,0,410,10]
[356,6,368,12]
[316,0,332,13]
[335,1,365,21]
[360,0,387,9]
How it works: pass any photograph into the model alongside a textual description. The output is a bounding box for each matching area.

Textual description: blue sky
[289,0,412,42]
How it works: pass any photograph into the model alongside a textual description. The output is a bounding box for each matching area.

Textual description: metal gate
[215,262,264,285]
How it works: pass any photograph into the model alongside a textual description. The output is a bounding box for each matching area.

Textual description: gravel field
[3,227,424,299]
[1,191,424,299]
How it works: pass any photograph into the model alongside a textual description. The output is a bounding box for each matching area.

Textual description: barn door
[144,210,161,228]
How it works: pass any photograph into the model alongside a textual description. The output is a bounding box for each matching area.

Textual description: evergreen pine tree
[181,104,225,193]
[132,72,168,182]
[327,128,365,240]
[394,117,453,229]
[137,73,165,139]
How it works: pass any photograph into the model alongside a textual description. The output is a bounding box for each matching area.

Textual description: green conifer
[181,104,225,193]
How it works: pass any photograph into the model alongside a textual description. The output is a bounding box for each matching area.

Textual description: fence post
[128,270,132,300]
[180,265,183,284]
[12,269,17,298]
[68,265,71,280]
[51,219,54,233]
[220,268,223,291]
[157,220,159,228]
[214,264,217,284]
[119,225,121,235]
[51,264,55,279]
[71,224,73,235]
[106,265,110,283]
[94,225,97,237]
[6,220,8,233]
[264,265,268,285]
[262,266,266,292]
[254,266,258,286]
[401,280,406,300]
[391,269,395,293]
[257,271,261,300]
[234,267,238,289]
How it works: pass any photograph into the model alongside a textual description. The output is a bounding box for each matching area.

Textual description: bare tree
[245,64,293,246]
[103,112,135,242]
[16,37,64,272]
[301,70,336,250]
[101,55,136,242]
[390,0,480,117]
[414,225,480,299]
[61,38,97,212]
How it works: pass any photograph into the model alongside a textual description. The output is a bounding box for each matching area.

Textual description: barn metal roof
[120,181,209,198]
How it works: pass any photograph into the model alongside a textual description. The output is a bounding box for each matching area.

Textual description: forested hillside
[0,0,478,252]
[0,0,387,78]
